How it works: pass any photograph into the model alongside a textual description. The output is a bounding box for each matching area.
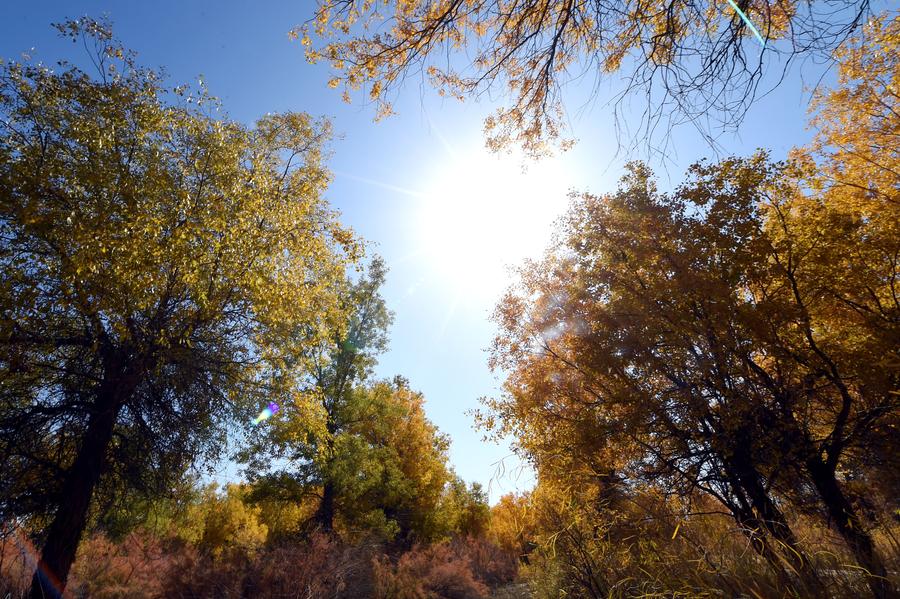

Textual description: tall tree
[336,377,455,543]
[0,19,357,599]
[805,12,899,208]
[243,373,455,543]
[299,0,874,156]
[240,257,394,534]
[241,261,458,543]
[480,153,898,596]
[779,16,899,592]
[480,159,819,591]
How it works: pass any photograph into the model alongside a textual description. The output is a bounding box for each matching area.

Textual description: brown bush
[160,531,373,599]
[0,528,33,599]
[373,542,489,599]
[450,536,518,587]
[69,531,171,599]
[245,532,374,599]
[158,544,247,599]
[2,527,516,599]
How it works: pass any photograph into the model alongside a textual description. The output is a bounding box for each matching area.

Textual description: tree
[805,13,899,209]
[338,377,455,543]
[92,473,207,543]
[478,17,900,589]
[437,477,491,539]
[308,258,395,533]
[480,154,897,596]
[240,258,393,534]
[780,16,899,592]
[196,484,269,558]
[488,493,535,561]
[245,375,456,543]
[299,0,874,156]
[241,262,455,543]
[0,19,357,598]
[479,163,819,590]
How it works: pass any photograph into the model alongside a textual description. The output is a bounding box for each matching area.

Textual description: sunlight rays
[334,144,572,340]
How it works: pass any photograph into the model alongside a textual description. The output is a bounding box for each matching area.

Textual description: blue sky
[0,0,844,501]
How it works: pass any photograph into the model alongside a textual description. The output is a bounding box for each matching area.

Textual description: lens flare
[5,524,74,598]
[726,0,766,46]
[252,402,280,425]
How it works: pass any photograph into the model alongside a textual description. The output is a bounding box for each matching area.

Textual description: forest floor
[492,582,532,598]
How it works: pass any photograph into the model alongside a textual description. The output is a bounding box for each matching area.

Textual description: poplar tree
[0,19,358,598]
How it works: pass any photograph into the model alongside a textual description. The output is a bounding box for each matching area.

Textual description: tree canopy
[0,18,358,598]
[301,0,873,156]
[240,259,489,544]
[476,16,898,596]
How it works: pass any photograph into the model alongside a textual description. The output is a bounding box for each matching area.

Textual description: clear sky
[0,0,846,501]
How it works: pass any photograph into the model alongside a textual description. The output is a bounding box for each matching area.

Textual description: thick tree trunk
[777,406,894,598]
[806,458,896,599]
[28,355,136,599]
[316,480,335,533]
[734,512,792,580]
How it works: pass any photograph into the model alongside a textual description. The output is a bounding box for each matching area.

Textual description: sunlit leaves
[0,17,358,528]
[299,0,872,156]
[479,147,897,570]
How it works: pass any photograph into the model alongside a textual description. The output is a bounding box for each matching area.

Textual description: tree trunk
[778,406,894,598]
[806,458,896,599]
[734,512,792,580]
[725,477,797,591]
[727,446,824,594]
[316,480,335,533]
[28,355,135,599]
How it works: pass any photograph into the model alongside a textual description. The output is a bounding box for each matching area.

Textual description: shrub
[373,542,488,599]
[160,531,373,599]
[69,531,169,599]
[245,532,373,599]
[159,544,247,599]
[0,527,33,599]
[450,536,518,587]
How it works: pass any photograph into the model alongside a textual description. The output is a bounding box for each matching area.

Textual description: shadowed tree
[0,19,357,599]
[479,18,898,596]
[479,159,821,592]
[479,153,897,597]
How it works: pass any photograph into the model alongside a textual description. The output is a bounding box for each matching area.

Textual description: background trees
[239,258,396,535]
[240,258,492,544]
[0,18,358,598]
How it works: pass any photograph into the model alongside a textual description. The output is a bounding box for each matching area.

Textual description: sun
[417,148,571,304]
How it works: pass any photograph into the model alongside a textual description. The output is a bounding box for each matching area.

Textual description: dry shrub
[2,527,178,599]
[522,489,900,599]
[2,528,515,599]
[449,536,518,587]
[157,543,247,599]
[244,532,373,598]
[0,528,33,598]
[161,531,372,599]
[69,531,170,599]
[373,542,489,599]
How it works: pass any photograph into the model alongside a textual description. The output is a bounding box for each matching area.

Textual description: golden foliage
[299,0,871,156]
